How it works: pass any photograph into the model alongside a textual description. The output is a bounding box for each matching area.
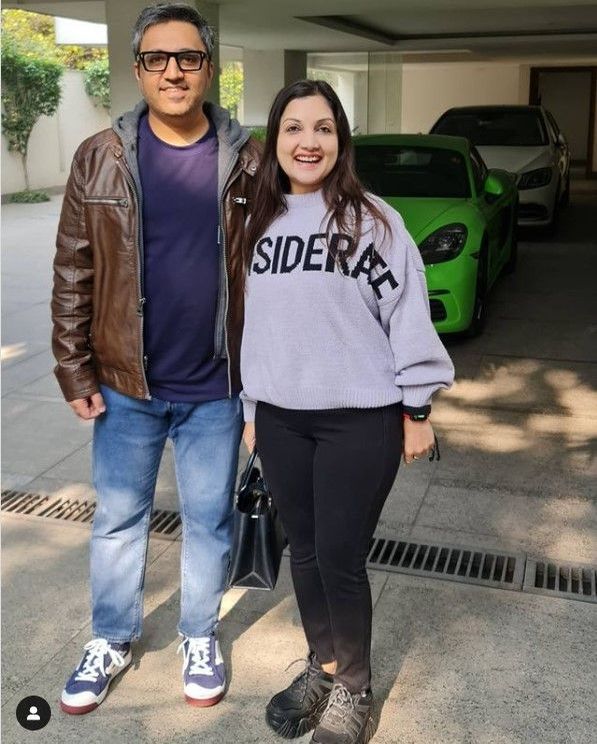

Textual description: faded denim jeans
[90,386,242,642]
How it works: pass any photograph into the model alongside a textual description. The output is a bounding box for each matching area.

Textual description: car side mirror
[557,132,567,147]
[484,172,505,202]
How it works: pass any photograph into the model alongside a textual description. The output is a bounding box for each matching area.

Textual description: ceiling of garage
[4,0,597,58]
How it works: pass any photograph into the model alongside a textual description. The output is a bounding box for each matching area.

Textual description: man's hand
[69,392,106,420]
[243,422,256,454]
[403,418,435,464]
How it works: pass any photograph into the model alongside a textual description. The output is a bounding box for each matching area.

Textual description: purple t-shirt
[138,115,228,402]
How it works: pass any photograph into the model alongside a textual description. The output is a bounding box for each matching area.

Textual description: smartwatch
[402,405,431,422]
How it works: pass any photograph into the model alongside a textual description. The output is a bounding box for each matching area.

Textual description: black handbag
[228,450,287,590]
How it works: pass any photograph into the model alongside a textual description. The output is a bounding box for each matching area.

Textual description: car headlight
[418,224,468,265]
[518,167,552,190]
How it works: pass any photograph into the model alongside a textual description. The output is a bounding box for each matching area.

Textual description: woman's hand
[243,422,256,454]
[403,418,435,464]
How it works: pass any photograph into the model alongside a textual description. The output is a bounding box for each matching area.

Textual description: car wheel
[465,249,488,338]
[502,202,518,275]
[561,172,571,208]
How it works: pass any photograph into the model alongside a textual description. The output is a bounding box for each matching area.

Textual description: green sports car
[353,134,518,335]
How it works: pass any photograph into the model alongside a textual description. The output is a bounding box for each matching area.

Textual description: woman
[240,80,454,744]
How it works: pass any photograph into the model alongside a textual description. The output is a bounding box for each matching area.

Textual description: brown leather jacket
[52,101,260,402]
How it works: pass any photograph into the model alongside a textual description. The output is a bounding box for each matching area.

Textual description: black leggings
[255,402,402,693]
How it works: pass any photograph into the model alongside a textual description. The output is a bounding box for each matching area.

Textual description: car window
[354,145,470,198]
[432,109,548,146]
[469,148,487,194]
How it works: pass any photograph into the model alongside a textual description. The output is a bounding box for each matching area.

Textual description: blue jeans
[90,386,243,643]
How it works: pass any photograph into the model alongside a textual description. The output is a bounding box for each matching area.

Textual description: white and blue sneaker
[60,638,132,715]
[177,634,226,707]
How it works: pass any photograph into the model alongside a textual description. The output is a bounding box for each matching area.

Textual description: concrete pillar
[194,1,220,105]
[243,50,307,126]
[284,51,307,87]
[367,52,402,134]
[104,0,149,118]
[104,0,220,119]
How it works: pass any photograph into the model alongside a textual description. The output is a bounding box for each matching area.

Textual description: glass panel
[307,52,369,134]
[433,109,548,146]
[354,145,470,198]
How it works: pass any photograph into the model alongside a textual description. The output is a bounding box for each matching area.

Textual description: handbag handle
[238,449,259,491]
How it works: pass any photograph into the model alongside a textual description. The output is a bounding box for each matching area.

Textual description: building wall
[1,70,111,194]
[400,62,528,134]
[242,50,285,126]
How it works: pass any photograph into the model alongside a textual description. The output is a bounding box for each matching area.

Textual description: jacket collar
[113,100,250,154]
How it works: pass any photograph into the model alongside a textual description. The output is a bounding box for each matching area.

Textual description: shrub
[1,37,63,191]
[249,126,267,142]
[84,58,110,110]
[6,190,50,203]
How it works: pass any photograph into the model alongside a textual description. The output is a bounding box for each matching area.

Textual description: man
[52,3,259,714]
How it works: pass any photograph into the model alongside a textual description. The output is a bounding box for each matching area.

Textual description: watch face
[411,414,428,421]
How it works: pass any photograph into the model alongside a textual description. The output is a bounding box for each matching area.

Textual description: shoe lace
[74,639,127,683]
[285,655,320,696]
[178,636,213,676]
[320,684,355,730]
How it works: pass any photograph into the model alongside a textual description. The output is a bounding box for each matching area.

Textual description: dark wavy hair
[243,79,391,270]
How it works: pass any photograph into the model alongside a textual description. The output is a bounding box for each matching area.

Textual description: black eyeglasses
[137,50,209,72]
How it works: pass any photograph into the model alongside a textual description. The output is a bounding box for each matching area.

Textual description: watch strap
[402,404,431,419]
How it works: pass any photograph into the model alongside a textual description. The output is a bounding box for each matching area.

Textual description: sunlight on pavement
[433,409,528,452]
[219,586,248,619]
[1,342,27,362]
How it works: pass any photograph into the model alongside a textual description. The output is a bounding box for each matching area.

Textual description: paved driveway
[2,181,596,744]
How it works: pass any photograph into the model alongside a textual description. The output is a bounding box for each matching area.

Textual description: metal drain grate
[149,509,182,538]
[5,489,596,603]
[1,490,181,541]
[524,559,597,604]
[366,537,525,591]
[37,498,96,523]
[1,490,50,514]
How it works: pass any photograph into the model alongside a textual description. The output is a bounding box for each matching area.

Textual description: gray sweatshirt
[240,189,454,422]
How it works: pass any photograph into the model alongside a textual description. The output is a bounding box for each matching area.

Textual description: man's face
[134,20,213,121]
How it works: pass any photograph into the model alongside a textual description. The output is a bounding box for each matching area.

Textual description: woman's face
[276,94,339,195]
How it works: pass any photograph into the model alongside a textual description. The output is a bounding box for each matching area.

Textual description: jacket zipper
[117,159,150,399]
[83,197,129,207]
[218,159,243,399]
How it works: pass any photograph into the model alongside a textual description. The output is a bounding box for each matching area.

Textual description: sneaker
[60,638,132,715]
[311,683,376,744]
[266,653,334,738]
[178,634,226,707]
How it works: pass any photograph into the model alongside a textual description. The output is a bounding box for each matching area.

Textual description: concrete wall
[2,70,110,194]
[243,49,307,127]
[400,61,528,134]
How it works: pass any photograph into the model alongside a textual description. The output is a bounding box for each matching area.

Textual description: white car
[430,105,570,232]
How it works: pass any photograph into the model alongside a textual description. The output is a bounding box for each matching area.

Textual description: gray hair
[132,3,215,59]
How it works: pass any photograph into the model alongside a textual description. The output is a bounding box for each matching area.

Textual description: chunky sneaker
[178,634,226,707]
[266,652,334,738]
[311,683,376,744]
[60,638,132,715]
